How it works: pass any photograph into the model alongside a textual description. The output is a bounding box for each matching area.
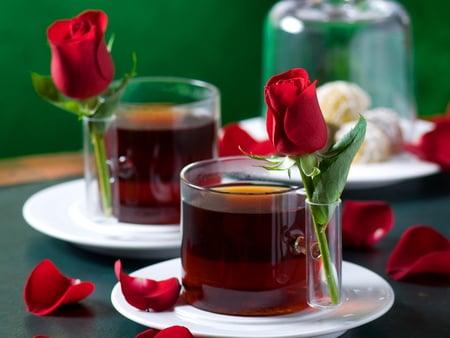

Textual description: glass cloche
[262,0,417,138]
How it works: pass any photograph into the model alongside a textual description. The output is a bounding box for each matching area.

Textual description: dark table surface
[1,172,450,338]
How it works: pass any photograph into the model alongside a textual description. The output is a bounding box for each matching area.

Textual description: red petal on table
[136,326,194,338]
[219,123,276,156]
[115,260,181,312]
[24,259,95,316]
[386,225,450,280]
[342,200,394,247]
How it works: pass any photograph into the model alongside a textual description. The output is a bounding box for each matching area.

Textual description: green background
[0,0,448,159]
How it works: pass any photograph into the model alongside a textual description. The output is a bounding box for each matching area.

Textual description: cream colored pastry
[335,120,392,164]
[362,108,404,154]
[317,81,371,126]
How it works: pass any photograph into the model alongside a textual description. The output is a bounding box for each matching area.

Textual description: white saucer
[23,180,181,259]
[111,258,395,338]
[240,117,439,189]
[68,199,179,239]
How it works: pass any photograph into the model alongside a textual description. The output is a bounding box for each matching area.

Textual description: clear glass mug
[113,77,220,225]
[180,156,342,315]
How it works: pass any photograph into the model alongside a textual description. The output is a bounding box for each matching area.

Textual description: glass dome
[262,0,416,130]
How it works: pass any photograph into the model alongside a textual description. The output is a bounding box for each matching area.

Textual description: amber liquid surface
[181,183,307,316]
[116,104,216,224]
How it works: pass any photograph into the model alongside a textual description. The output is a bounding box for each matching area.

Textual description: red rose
[47,10,115,99]
[264,68,328,156]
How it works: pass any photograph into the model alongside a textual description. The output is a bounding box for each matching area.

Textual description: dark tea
[115,104,217,224]
[181,183,308,316]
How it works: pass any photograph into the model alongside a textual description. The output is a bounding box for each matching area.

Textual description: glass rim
[305,198,342,207]
[180,156,302,196]
[118,75,220,106]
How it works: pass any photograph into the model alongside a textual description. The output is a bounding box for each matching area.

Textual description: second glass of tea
[114,77,220,225]
[180,156,312,316]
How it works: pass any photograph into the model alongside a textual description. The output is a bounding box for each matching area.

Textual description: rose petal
[219,123,276,156]
[265,68,310,88]
[342,200,394,247]
[283,81,328,154]
[265,80,304,116]
[136,326,194,338]
[115,260,181,312]
[250,139,277,156]
[219,123,259,156]
[24,259,95,316]
[386,225,450,280]
[404,119,450,170]
[135,328,159,338]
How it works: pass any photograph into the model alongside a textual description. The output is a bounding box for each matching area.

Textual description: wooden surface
[0,152,83,186]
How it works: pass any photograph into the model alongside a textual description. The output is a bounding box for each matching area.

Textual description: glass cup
[180,156,311,316]
[306,199,342,308]
[114,77,220,225]
[83,115,118,223]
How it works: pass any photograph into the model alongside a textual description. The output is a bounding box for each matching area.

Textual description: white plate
[22,180,181,259]
[240,117,439,189]
[111,258,395,338]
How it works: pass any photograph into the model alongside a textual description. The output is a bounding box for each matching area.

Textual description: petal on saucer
[135,328,159,338]
[24,259,95,316]
[404,118,450,170]
[219,123,255,156]
[219,123,276,156]
[115,260,181,312]
[386,225,450,280]
[342,200,394,247]
[136,326,193,338]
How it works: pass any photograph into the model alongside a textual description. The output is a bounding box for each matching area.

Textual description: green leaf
[299,154,320,177]
[31,73,60,101]
[307,202,332,229]
[31,72,90,117]
[312,116,367,203]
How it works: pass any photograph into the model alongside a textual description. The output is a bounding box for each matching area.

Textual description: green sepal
[262,156,296,171]
[106,33,115,52]
[244,147,296,171]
